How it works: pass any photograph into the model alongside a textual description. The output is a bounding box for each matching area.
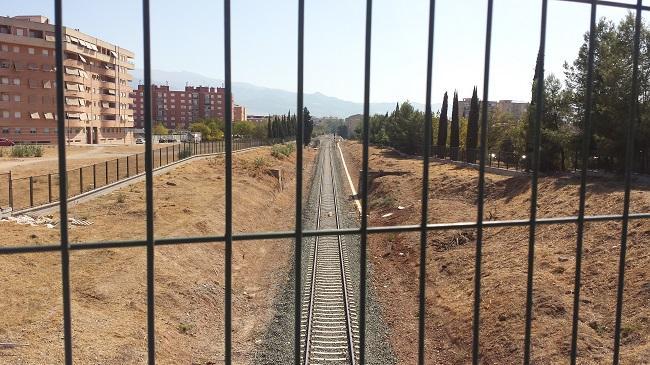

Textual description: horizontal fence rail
[0,1,648,365]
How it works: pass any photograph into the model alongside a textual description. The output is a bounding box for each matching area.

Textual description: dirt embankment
[339,140,650,364]
[0,145,316,364]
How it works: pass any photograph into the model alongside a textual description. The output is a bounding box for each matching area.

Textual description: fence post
[166,146,169,165]
[8,171,12,209]
[29,176,34,207]
[136,153,139,173]
[79,168,83,194]
[126,155,130,178]
[159,148,162,167]
[48,173,52,203]
[93,164,96,189]
[105,160,109,185]
[116,158,120,180]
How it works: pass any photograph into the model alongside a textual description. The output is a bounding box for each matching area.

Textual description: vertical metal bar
[294,0,305,363]
[166,146,169,165]
[472,1,493,363]
[116,158,120,180]
[137,153,140,173]
[127,155,130,177]
[54,0,73,363]
[359,0,372,363]
[29,176,34,207]
[142,0,156,363]
[613,1,643,363]
[570,3,597,364]
[224,0,233,363]
[79,168,83,194]
[418,1,436,363]
[523,1,548,363]
[159,148,162,167]
[8,171,12,209]
[105,160,109,185]
[48,173,52,203]
[93,164,96,189]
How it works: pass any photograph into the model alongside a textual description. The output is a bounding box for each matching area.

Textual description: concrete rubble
[0,214,93,228]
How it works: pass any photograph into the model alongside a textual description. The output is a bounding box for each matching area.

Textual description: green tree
[450,91,460,160]
[466,86,480,162]
[153,123,169,135]
[436,92,449,157]
[303,107,314,146]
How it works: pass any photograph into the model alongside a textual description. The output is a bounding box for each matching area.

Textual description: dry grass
[0,145,317,364]
[340,140,650,364]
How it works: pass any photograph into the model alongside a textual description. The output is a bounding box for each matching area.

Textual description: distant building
[247,114,268,124]
[345,114,362,136]
[0,15,135,144]
[233,104,246,122]
[495,100,529,119]
[457,97,528,120]
[132,84,232,130]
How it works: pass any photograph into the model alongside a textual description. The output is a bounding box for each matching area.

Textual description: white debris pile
[0,215,93,228]
[1,215,57,228]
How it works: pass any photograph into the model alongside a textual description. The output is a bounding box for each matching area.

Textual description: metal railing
[1,139,264,211]
[0,1,649,365]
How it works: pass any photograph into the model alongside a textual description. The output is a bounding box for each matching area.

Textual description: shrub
[178,147,193,159]
[271,143,295,159]
[253,157,267,169]
[11,145,44,157]
[116,192,126,204]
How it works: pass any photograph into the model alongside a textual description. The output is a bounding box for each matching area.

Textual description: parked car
[135,138,144,144]
[0,138,15,146]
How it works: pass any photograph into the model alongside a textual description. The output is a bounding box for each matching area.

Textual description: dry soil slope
[340,140,650,365]
[0,146,316,365]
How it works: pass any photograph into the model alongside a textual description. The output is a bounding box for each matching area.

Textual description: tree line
[354,13,650,173]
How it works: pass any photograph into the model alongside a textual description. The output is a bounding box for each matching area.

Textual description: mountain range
[130,69,436,118]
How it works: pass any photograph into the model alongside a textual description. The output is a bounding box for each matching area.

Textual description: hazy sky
[5,1,642,104]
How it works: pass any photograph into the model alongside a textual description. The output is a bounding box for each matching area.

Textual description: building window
[0,59,9,68]
[13,95,20,102]
[2,128,8,134]
[30,112,40,119]
[42,49,48,56]
[30,128,37,134]
[14,128,21,134]
[13,46,19,53]
[16,29,24,36]
[1,77,7,85]
[0,44,7,52]
[44,128,49,133]
[0,94,7,101]
[14,112,21,119]
[13,78,20,86]
[1,111,8,118]
[28,47,35,55]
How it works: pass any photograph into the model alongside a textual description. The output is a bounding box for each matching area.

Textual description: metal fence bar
[224,0,233,362]
[417,0,435,363]
[359,1,372,363]
[54,0,73,363]
[2,213,650,256]
[613,1,643,363]
[142,0,156,363]
[472,1,493,363]
[570,3,597,363]
[294,0,305,363]
[523,1,548,363]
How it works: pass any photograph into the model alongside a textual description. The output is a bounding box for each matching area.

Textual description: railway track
[301,140,359,365]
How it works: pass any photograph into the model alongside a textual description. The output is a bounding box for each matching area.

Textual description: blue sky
[5,1,642,104]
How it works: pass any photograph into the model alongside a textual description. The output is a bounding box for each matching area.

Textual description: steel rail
[303,140,357,364]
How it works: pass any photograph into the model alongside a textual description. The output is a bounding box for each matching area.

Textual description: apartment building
[132,85,230,130]
[233,104,246,122]
[457,97,528,120]
[0,15,135,144]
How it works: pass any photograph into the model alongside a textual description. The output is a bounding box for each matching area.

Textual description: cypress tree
[303,107,314,146]
[436,92,448,157]
[466,86,480,162]
[450,91,460,160]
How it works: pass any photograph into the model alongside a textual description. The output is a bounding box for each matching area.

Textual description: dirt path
[0,145,317,364]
